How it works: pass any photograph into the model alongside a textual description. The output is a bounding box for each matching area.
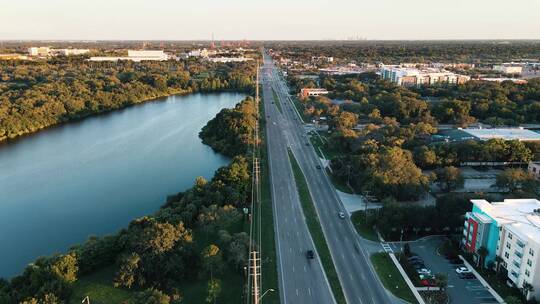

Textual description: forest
[0,95,258,303]
[0,58,256,141]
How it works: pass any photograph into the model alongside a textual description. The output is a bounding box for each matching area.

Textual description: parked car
[420,279,436,287]
[412,263,426,270]
[306,250,314,259]
[338,212,345,219]
[459,273,476,279]
[455,266,471,274]
[316,165,321,169]
[449,258,463,265]
[417,268,432,275]
[408,256,424,263]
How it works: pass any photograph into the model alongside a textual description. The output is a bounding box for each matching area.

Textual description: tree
[133,288,170,304]
[434,273,448,290]
[49,253,78,283]
[114,252,144,288]
[477,246,489,269]
[201,244,224,277]
[435,166,464,192]
[504,296,523,304]
[206,279,222,304]
[522,282,534,300]
[496,168,539,195]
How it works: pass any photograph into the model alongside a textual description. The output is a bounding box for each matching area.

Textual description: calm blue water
[0,92,244,278]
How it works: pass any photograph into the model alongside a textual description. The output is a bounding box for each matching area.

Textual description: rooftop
[472,199,540,241]
[461,128,540,141]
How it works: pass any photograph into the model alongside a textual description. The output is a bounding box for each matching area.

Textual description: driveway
[389,237,498,304]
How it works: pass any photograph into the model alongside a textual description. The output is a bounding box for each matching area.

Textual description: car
[459,273,476,279]
[305,142,310,146]
[413,263,426,270]
[316,165,321,169]
[338,212,345,219]
[272,122,276,125]
[407,256,424,263]
[417,268,431,275]
[420,279,436,287]
[306,250,314,259]
[455,266,471,274]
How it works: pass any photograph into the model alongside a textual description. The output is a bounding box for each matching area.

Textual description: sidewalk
[389,253,427,304]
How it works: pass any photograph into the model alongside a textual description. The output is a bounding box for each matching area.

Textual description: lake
[0,92,244,278]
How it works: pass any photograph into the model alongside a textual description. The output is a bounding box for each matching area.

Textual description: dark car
[449,258,463,265]
[306,250,315,259]
[407,256,423,262]
[316,165,322,169]
[305,142,310,146]
[459,273,475,279]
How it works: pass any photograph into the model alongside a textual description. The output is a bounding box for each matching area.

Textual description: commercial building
[300,88,329,98]
[206,57,253,63]
[187,49,217,58]
[379,66,470,86]
[528,162,540,180]
[463,199,540,299]
[28,47,51,57]
[54,49,90,56]
[460,127,540,142]
[89,50,169,62]
[493,64,523,75]
[0,54,28,60]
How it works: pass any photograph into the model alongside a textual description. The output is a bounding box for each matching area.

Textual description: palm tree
[494,256,504,274]
[522,282,534,300]
[477,246,489,269]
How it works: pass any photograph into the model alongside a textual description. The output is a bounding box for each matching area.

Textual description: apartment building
[493,64,523,75]
[463,199,540,299]
[300,88,329,98]
[379,66,470,86]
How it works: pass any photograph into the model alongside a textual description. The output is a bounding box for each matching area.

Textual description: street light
[260,288,275,302]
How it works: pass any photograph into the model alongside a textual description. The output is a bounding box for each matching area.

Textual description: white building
[89,50,169,62]
[300,88,329,98]
[460,127,540,142]
[464,199,540,300]
[28,47,51,57]
[54,49,90,56]
[206,57,253,63]
[188,48,217,58]
[494,65,523,75]
[379,66,470,86]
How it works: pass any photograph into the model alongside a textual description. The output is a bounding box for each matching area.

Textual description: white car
[338,212,346,219]
[455,266,471,274]
[417,268,431,275]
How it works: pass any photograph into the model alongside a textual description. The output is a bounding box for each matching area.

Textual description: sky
[2,0,540,40]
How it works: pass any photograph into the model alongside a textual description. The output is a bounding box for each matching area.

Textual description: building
[300,88,329,98]
[379,66,470,86]
[528,163,540,179]
[54,49,90,56]
[0,54,28,60]
[28,47,51,57]
[187,48,217,58]
[494,64,523,75]
[463,199,540,299]
[460,127,540,142]
[206,57,253,63]
[89,50,169,62]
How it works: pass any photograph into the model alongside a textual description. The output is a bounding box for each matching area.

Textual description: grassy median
[370,253,418,304]
[257,96,280,303]
[287,149,346,304]
[271,88,283,114]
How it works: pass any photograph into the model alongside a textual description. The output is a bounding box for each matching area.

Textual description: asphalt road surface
[263,51,395,304]
[261,55,336,304]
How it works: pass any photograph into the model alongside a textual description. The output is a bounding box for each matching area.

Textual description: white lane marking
[308,288,312,296]
[296,289,299,296]
[304,265,307,272]
[292,265,295,273]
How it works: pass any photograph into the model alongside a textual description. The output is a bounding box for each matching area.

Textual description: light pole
[260,288,275,302]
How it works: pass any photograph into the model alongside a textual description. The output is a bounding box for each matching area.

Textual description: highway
[263,51,395,304]
[261,54,336,304]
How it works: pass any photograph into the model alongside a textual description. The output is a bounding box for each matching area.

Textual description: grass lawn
[308,131,340,160]
[350,211,379,242]
[326,168,353,194]
[257,97,280,303]
[69,266,134,304]
[271,88,283,114]
[288,149,346,304]
[370,253,418,304]
[290,96,309,123]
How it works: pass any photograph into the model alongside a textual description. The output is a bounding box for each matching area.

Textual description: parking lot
[389,237,499,304]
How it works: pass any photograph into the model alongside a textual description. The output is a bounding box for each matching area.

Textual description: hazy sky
[2,0,540,40]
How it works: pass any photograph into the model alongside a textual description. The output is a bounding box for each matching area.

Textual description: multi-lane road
[262,53,335,304]
[262,51,398,304]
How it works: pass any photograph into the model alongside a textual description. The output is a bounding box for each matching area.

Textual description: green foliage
[434,166,464,192]
[132,288,170,304]
[199,96,258,157]
[0,60,255,141]
[496,168,539,196]
[205,279,221,304]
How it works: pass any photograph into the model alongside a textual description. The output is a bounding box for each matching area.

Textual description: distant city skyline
[2,0,540,40]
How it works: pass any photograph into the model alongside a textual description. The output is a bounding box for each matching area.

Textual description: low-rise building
[0,54,28,60]
[379,66,470,86]
[460,127,540,142]
[89,50,169,62]
[493,64,523,75]
[206,57,253,63]
[28,46,51,57]
[463,199,540,299]
[300,88,329,98]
